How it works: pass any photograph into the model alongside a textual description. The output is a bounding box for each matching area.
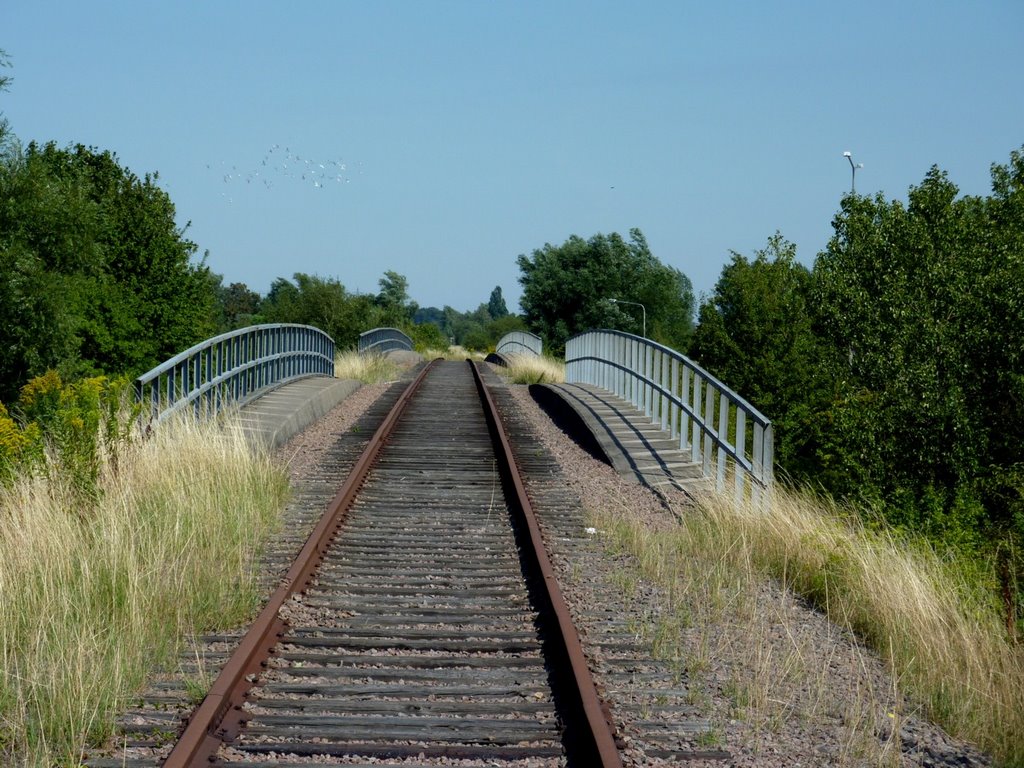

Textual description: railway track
[89,359,722,767]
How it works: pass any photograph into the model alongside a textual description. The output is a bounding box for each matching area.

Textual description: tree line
[689,149,1024,628]
[0,51,525,402]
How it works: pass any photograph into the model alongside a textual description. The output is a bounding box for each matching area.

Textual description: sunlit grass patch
[334,349,402,383]
[497,354,565,384]
[417,345,486,361]
[587,483,1023,764]
[0,414,287,766]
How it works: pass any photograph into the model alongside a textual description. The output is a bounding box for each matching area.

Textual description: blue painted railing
[358,327,413,354]
[496,330,543,357]
[135,324,335,424]
[566,329,773,502]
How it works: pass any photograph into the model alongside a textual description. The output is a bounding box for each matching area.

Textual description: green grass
[0,413,287,766]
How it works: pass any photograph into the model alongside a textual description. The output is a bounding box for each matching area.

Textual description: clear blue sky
[4,1,1022,314]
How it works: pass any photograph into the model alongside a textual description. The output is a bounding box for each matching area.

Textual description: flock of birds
[210,144,359,203]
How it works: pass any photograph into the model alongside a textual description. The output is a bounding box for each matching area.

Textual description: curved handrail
[358,327,413,354]
[565,329,773,500]
[496,330,543,357]
[135,324,335,424]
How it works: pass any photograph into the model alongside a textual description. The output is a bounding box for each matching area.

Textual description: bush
[1,370,137,501]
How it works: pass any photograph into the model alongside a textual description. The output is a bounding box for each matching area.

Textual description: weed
[585,483,1024,765]
[334,349,402,383]
[0,410,286,765]
[495,354,566,385]
[695,727,723,748]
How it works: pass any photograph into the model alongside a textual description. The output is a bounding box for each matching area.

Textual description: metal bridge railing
[358,327,413,354]
[135,324,335,424]
[495,330,543,357]
[566,329,773,502]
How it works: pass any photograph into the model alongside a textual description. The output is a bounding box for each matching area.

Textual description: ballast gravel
[90,370,995,767]
[500,379,993,768]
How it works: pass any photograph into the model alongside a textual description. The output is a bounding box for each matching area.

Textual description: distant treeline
[0,138,526,404]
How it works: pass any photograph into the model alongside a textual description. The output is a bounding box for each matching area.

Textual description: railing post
[669,356,679,439]
[734,410,747,501]
[752,422,765,508]
[691,372,703,466]
[716,391,728,491]
[702,381,715,478]
[563,330,773,504]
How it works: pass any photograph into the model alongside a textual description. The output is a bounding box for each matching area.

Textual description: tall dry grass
[0,415,287,766]
[589,484,1024,765]
[497,354,565,384]
[334,349,403,383]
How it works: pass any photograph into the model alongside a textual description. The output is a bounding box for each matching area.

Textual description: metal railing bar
[566,354,757,476]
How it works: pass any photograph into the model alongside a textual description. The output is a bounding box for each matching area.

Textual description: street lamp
[843,150,863,193]
[609,298,646,338]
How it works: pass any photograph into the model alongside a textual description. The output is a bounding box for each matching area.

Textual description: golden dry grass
[436,345,486,361]
[0,415,287,766]
[334,349,403,383]
[497,354,565,384]
[588,483,1024,765]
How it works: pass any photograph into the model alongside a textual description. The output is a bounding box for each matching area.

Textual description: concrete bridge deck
[236,376,362,449]
[531,383,707,496]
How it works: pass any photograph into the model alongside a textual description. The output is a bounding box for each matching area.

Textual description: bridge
[135,324,772,501]
[73,322,778,765]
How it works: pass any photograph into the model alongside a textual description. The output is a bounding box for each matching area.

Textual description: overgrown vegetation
[0,372,287,765]
[691,147,1024,634]
[0,140,217,403]
[334,349,404,383]
[589,485,1024,765]
[495,354,566,385]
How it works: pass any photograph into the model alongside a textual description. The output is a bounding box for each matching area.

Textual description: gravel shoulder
[499,378,993,768]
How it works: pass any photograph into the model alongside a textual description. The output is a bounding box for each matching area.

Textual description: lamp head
[843,151,852,157]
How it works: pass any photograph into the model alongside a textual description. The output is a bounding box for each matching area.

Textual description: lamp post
[843,151,863,193]
[609,298,646,338]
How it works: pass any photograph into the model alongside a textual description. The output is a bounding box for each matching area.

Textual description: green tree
[375,270,417,326]
[259,271,430,348]
[517,228,694,355]
[811,163,1019,538]
[413,306,445,329]
[209,275,261,331]
[487,286,509,319]
[690,233,827,476]
[0,49,12,144]
[0,141,214,400]
[261,273,363,347]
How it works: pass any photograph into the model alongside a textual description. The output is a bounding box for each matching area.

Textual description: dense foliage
[517,228,695,355]
[0,141,216,402]
[251,272,511,352]
[692,147,1024,630]
[690,233,828,478]
[0,371,135,498]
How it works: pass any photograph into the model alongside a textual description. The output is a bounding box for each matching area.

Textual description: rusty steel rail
[162,360,437,767]
[469,360,623,767]
[162,358,623,767]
